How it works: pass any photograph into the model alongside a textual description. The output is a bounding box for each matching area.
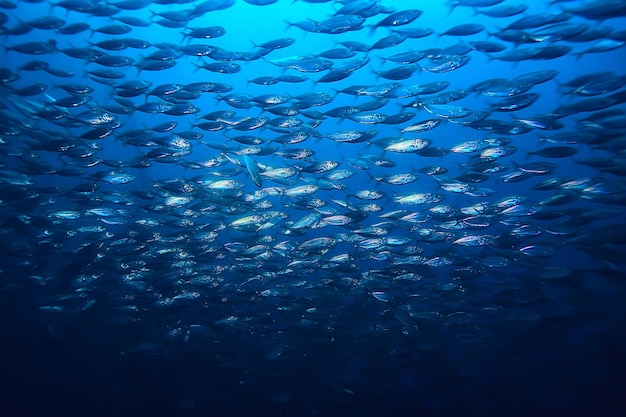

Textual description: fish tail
[522,149,532,161]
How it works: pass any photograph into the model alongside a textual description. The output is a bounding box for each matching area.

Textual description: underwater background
[1,0,626,416]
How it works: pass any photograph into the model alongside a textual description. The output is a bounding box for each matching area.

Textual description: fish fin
[191,62,202,73]
[447,1,458,16]
[42,93,56,104]
[367,24,377,37]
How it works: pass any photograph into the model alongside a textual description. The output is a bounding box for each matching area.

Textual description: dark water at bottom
[2,283,625,417]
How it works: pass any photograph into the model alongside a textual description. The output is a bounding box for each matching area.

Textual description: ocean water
[1,0,626,416]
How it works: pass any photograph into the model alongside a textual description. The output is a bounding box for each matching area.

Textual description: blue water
[1,0,626,416]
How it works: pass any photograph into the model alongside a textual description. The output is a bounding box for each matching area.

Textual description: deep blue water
[1,0,626,416]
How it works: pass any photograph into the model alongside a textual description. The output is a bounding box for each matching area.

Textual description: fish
[369,9,423,34]
[1,2,625,413]
[439,23,485,37]
[5,40,57,55]
[242,153,262,188]
[384,138,431,153]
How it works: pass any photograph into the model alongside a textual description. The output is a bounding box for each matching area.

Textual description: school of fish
[1,0,626,367]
